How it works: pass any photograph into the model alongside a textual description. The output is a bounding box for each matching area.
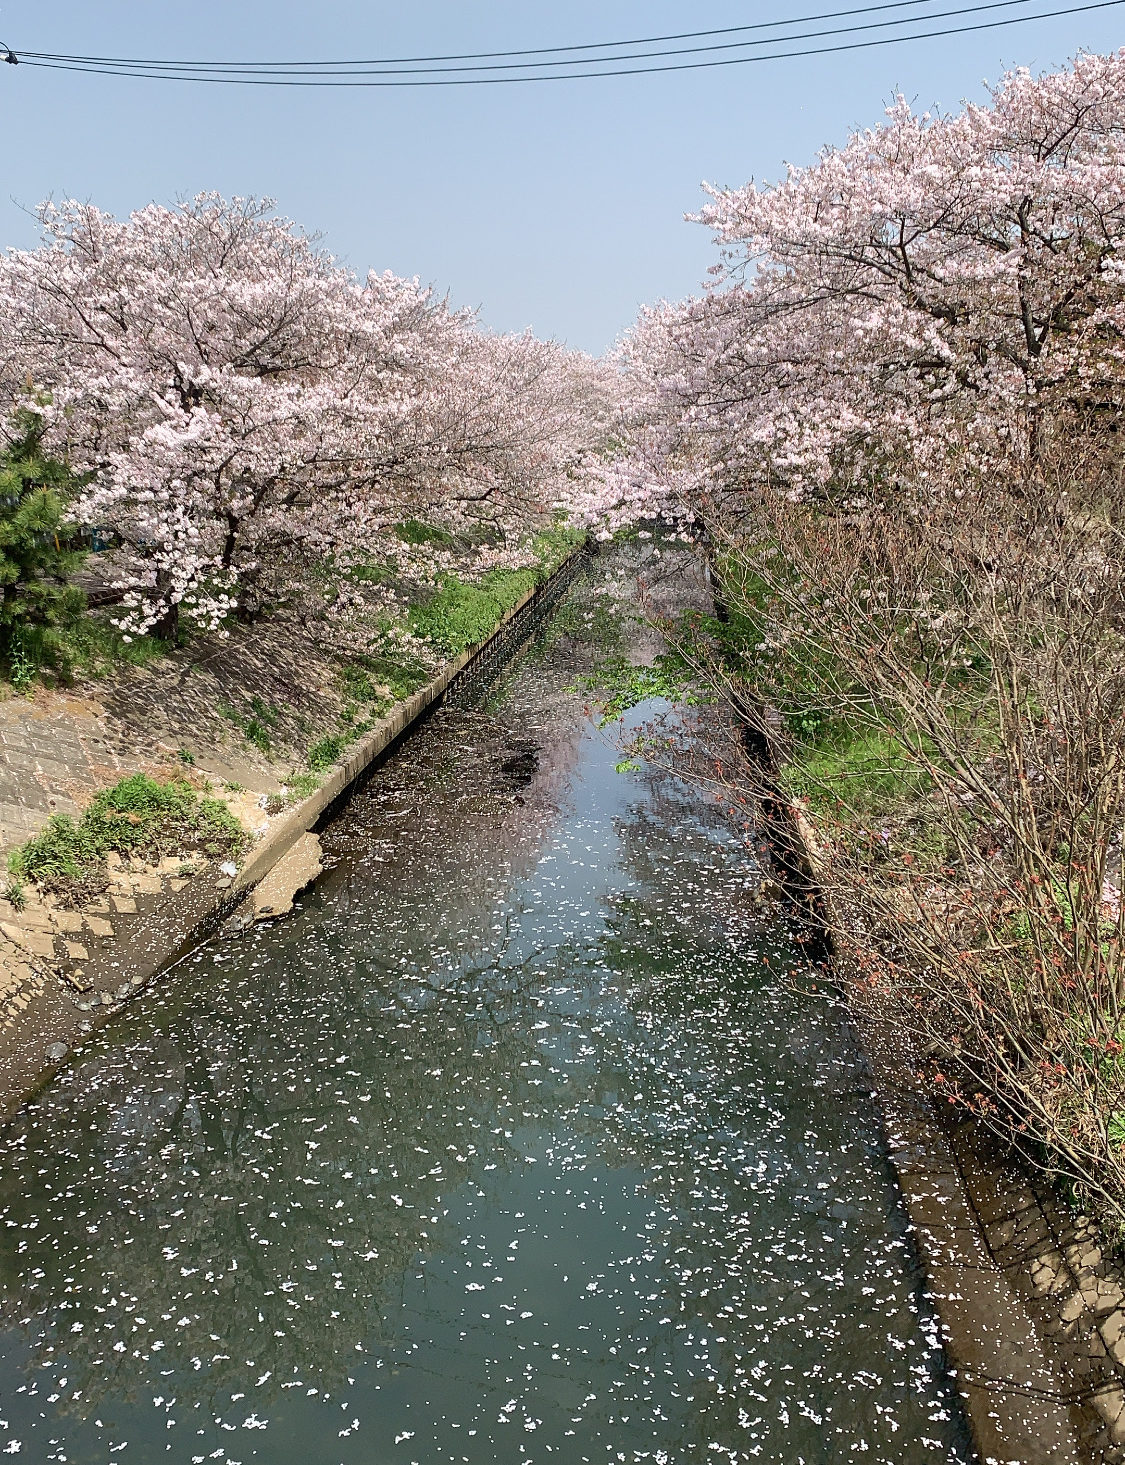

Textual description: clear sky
[2,2,1122,353]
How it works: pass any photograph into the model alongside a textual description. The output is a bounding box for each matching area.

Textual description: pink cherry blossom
[0,194,612,634]
[591,51,1125,528]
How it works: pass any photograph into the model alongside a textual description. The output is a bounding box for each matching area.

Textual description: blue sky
[2,2,1122,352]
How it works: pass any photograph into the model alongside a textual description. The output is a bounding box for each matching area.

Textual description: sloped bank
[0,546,590,1121]
[761,780,1125,1465]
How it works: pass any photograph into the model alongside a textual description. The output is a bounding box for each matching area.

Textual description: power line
[12,0,1048,79]
[10,1,1121,87]
[7,0,980,69]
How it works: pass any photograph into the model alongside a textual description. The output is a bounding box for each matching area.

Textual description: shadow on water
[0,551,974,1464]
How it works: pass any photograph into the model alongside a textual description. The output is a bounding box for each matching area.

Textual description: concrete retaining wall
[0,546,590,1120]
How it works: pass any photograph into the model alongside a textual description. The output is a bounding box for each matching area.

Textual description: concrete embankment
[0,548,587,1120]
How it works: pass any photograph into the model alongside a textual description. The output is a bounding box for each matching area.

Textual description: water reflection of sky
[0,584,973,1465]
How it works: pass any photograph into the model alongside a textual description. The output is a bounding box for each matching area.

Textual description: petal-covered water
[0,568,972,1464]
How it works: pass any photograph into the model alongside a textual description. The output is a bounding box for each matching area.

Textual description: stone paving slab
[959,1378,1097,1465]
[0,616,364,1111]
[0,620,359,864]
[886,1066,1125,1464]
[241,833,323,921]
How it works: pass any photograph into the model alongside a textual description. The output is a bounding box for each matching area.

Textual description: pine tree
[0,409,88,685]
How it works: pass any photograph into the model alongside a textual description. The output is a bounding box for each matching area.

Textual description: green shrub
[482,566,539,604]
[8,773,247,892]
[411,579,499,656]
[530,525,586,571]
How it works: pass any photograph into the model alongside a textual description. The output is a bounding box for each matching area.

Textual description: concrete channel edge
[0,547,588,1121]
[10,543,1114,1465]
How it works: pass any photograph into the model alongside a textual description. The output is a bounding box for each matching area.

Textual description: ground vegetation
[8,773,246,900]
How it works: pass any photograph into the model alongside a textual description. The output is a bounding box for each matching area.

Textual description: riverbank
[573,551,1125,1465]
[5,534,1116,1463]
[774,790,1125,1463]
[0,546,588,1118]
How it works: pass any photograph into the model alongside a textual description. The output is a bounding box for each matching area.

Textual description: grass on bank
[410,569,539,656]
[304,654,418,771]
[218,695,281,754]
[3,506,584,697]
[302,531,588,772]
[777,720,934,820]
[408,525,587,658]
[6,615,171,694]
[8,773,247,896]
[300,563,548,768]
[5,533,589,890]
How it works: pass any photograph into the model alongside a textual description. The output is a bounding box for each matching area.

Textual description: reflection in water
[0,558,972,1464]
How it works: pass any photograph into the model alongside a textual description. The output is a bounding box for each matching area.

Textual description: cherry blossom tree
[0,195,608,639]
[589,52,1125,1213]
[587,49,1125,531]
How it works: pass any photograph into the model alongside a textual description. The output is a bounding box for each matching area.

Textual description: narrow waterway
[0,555,973,1464]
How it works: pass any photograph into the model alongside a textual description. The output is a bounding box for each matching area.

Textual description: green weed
[286,772,320,800]
[410,569,538,657]
[394,519,456,548]
[307,733,350,771]
[572,653,701,723]
[778,722,933,819]
[219,695,279,754]
[8,773,246,894]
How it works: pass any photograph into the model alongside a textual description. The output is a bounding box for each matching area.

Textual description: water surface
[0,570,972,1464]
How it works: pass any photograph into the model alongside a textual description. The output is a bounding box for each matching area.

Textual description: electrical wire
[9,0,1122,87]
[7,0,994,69]
[11,0,1050,78]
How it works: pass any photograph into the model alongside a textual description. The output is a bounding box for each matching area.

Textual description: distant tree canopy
[0,195,616,642]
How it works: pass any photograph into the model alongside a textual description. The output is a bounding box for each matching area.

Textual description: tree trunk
[152,570,180,643]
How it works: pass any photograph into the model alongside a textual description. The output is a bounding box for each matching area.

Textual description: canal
[0,550,973,1463]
